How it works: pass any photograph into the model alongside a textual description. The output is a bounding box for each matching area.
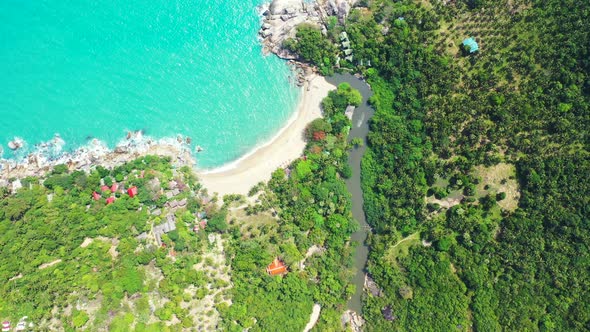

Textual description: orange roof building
[266,258,287,276]
[128,186,138,198]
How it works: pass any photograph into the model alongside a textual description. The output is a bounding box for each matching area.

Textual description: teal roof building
[462,37,479,53]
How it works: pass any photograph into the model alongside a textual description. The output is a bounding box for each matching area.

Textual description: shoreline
[197,86,304,175]
[0,73,334,197]
[0,135,194,183]
[197,74,334,197]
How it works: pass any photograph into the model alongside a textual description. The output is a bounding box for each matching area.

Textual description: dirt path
[391,232,420,249]
[303,304,321,332]
[39,259,62,270]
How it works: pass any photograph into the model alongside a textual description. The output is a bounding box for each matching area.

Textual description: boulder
[269,0,302,15]
[337,0,351,19]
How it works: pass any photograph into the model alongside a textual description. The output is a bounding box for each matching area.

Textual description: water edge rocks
[259,0,358,60]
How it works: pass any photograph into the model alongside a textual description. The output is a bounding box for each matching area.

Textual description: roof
[267,258,287,276]
[100,185,110,192]
[128,186,138,197]
[92,191,101,200]
[462,37,479,53]
[106,197,115,205]
[110,183,118,192]
[153,217,177,245]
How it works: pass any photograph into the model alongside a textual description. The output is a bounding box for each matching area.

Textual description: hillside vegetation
[0,156,231,331]
[286,0,589,330]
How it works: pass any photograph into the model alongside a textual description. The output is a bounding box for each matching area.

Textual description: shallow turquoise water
[0,0,299,168]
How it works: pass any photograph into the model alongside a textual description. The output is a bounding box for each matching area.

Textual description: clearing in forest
[474,163,520,211]
[385,232,421,264]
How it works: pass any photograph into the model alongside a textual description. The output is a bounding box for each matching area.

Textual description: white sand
[197,75,335,197]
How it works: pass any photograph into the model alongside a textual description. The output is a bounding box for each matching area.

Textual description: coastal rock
[8,138,24,151]
[337,0,351,20]
[114,146,129,154]
[269,0,302,15]
[260,0,358,60]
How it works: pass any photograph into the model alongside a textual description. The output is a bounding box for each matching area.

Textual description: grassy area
[385,232,421,265]
[474,163,520,211]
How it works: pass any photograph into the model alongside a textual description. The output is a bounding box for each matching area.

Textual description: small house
[340,31,349,41]
[128,186,138,198]
[106,197,115,205]
[92,191,101,201]
[2,321,10,332]
[153,216,177,246]
[100,185,110,192]
[462,37,479,53]
[110,183,118,193]
[266,258,287,276]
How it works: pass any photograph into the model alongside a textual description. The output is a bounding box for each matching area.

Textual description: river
[326,73,374,314]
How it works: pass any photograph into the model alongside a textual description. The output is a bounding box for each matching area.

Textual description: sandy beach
[197,74,335,197]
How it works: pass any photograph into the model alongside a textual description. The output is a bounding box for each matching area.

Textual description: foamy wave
[0,131,196,179]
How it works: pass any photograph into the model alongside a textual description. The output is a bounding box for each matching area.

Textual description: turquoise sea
[0,0,299,168]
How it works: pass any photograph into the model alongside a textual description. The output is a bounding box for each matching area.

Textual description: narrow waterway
[326,73,374,314]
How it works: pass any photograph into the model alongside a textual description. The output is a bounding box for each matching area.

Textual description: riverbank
[325,73,374,316]
[197,74,334,197]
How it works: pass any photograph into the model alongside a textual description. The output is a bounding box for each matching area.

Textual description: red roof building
[2,321,10,332]
[110,183,118,193]
[128,186,138,197]
[100,185,110,192]
[106,197,115,205]
[266,258,288,276]
[92,191,101,200]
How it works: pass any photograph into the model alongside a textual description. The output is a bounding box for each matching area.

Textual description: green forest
[283,0,588,330]
[0,156,233,331]
[281,0,589,330]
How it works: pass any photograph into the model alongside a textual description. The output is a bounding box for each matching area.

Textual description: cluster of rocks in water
[258,0,357,60]
[0,132,195,184]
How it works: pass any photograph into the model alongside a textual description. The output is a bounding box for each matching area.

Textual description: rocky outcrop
[364,274,383,297]
[341,310,365,332]
[259,0,358,60]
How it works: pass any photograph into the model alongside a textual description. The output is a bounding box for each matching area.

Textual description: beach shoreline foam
[0,134,194,182]
[0,73,333,198]
[197,73,334,197]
